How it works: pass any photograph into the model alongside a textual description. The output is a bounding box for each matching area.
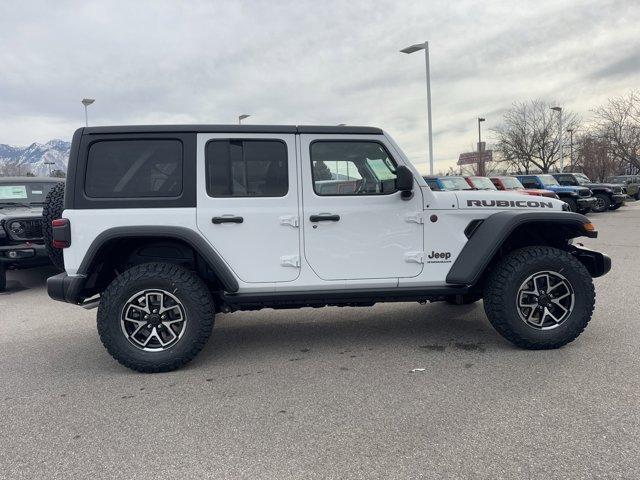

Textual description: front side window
[206,140,288,197]
[519,177,540,189]
[310,141,397,196]
[85,139,183,198]
[500,177,524,190]
[469,177,496,190]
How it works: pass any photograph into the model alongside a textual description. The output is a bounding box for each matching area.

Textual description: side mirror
[395,165,414,200]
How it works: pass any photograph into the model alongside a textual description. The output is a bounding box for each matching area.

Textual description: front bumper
[0,242,50,269]
[576,197,597,209]
[571,245,612,278]
[612,193,626,205]
[47,272,86,304]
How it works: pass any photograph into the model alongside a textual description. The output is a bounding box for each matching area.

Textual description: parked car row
[424,173,636,214]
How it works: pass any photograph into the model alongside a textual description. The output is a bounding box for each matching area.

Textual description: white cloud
[1,0,639,172]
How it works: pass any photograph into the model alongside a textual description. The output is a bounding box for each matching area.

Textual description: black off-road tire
[563,197,578,213]
[609,203,622,210]
[483,246,595,349]
[591,193,610,213]
[0,265,6,292]
[42,182,65,271]
[445,292,482,305]
[97,263,215,373]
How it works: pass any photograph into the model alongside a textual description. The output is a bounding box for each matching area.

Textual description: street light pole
[566,128,574,169]
[401,41,434,175]
[477,117,486,176]
[238,114,250,125]
[551,106,564,172]
[44,161,54,176]
[82,98,95,127]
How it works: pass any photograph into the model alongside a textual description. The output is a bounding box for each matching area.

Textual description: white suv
[45,125,611,372]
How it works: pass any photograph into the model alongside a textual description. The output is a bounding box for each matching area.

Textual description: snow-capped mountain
[0,139,70,176]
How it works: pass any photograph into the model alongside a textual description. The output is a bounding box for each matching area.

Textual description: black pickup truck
[552,173,626,213]
[0,177,63,291]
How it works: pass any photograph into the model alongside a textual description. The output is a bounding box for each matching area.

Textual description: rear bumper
[0,243,50,269]
[47,272,86,304]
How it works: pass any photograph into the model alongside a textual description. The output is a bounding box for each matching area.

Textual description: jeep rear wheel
[42,182,65,270]
[483,246,594,349]
[97,262,214,372]
[591,193,609,213]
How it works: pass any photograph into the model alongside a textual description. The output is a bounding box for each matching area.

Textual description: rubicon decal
[466,199,555,208]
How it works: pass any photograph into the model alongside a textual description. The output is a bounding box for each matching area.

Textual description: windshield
[500,177,524,189]
[440,177,472,191]
[539,175,560,186]
[574,173,591,185]
[469,177,496,190]
[0,182,60,206]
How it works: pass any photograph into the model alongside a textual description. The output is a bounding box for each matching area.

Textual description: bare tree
[573,133,623,181]
[592,90,640,171]
[493,100,580,173]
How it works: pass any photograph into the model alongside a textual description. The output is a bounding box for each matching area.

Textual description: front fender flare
[446,211,594,286]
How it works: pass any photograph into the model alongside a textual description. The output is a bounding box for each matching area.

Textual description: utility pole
[566,128,574,169]
[551,106,564,171]
[44,161,55,176]
[478,117,486,176]
[238,114,250,124]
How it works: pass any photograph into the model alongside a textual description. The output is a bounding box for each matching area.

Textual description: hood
[0,204,44,219]
[523,188,558,198]
[544,184,590,194]
[454,190,564,210]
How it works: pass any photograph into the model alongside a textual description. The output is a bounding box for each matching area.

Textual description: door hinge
[280,255,300,268]
[279,215,299,228]
[405,213,424,224]
[404,251,424,264]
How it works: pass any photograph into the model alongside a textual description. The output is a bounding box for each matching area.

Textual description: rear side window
[205,140,288,197]
[85,140,183,198]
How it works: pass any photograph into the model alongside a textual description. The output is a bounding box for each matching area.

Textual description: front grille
[7,218,44,242]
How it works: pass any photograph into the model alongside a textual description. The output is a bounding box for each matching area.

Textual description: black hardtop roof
[81,125,383,135]
[0,176,64,183]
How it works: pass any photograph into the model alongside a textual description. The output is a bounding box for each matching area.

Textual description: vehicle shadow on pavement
[198,301,509,365]
[1,265,59,295]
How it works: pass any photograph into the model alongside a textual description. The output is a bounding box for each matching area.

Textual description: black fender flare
[78,226,239,293]
[446,211,594,285]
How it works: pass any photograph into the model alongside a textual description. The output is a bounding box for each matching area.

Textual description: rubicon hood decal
[466,199,555,208]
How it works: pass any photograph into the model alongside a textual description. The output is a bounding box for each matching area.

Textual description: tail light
[52,218,71,248]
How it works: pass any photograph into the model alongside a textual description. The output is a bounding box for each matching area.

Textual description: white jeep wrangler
[45,125,611,372]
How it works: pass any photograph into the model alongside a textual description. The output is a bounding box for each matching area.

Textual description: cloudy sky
[1,0,639,172]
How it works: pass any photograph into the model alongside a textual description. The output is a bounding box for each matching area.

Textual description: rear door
[299,135,424,281]
[196,133,300,283]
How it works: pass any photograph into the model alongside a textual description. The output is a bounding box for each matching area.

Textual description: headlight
[9,220,26,237]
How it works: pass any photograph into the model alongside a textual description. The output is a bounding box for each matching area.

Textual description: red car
[489,176,558,198]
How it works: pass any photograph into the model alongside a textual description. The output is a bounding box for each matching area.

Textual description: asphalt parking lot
[1,204,639,480]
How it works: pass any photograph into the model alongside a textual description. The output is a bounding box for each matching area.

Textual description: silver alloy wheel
[120,289,187,352]
[516,271,575,330]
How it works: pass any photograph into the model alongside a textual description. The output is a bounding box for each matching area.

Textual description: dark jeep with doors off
[45,125,611,372]
[0,177,63,291]
[552,172,626,212]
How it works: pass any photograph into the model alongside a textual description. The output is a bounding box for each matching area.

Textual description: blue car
[516,174,596,213]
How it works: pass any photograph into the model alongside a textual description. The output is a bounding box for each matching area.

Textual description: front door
[300,135,424,281]
[196,133,300,283]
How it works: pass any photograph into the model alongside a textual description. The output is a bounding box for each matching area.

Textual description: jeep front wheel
[483,246,594,349]
[97,263,215,372]
[563,197,578,212]
[591,193,610,213]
